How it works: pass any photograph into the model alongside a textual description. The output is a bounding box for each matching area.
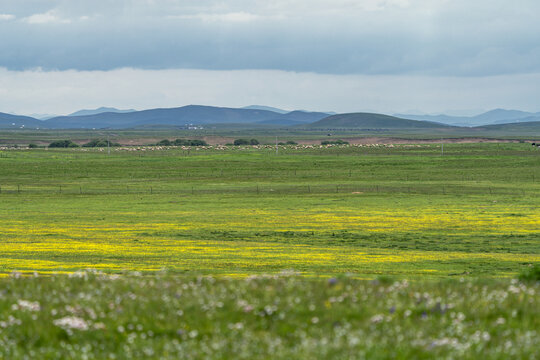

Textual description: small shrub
[83,139,121,147]
[48,140,79,148]
[233,139,250,146]
[189,139,208,146]
[518,264,540,283]
[83,139,122,147]
[233,139,259,146]
[156,139,172,146]
[83,139,100,147]
[173,139,208,146]
[28,143,39,148]
[286,140,298,145]
[321,139,349,145]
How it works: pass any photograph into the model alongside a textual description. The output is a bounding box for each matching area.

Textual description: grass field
[0,143,538,277]
[1,142,539,358]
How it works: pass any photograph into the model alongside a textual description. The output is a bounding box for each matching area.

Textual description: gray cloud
[1,0,540,76]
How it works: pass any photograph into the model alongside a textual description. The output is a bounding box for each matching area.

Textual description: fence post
[17,184,20,193]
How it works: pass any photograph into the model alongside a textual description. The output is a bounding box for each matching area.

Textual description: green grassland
[0,143,538,277]
[1,142,539,359]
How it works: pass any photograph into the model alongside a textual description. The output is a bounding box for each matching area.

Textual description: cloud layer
[2,1,539,114]
[1,0,540,76]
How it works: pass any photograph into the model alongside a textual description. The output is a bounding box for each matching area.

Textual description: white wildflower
[15,300,41,312]
[53,316,89,331]
[370,314,384,324]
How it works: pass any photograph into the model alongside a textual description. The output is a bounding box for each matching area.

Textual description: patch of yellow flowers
[0,204,538,275]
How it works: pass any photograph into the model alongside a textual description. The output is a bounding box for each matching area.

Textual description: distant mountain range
[0,105,330,129]
[0,112,47,129]
[1,106,540,131]
[395,109,540,126]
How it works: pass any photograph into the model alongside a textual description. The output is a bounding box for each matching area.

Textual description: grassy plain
[0,143,538,277]
[1,142,539,359]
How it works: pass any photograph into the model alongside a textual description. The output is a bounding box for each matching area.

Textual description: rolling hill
[0,112,45,129]
[304,113,452,129]
[473,120,540,132]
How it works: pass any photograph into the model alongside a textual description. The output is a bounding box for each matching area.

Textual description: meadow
[0,142,538,277]
[0,142,539,358]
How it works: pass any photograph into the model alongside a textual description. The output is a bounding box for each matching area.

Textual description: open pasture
[0,142,538,277]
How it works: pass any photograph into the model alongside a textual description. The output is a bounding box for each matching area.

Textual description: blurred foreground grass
[0,272,538,359]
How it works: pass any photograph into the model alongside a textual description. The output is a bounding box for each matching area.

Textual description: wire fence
[0,183,535,197]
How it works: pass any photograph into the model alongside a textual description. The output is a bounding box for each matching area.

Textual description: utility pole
[107,133,110,156]
[441,138,444,156]
[275,136,278,155]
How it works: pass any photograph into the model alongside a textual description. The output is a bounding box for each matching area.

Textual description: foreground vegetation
[0,273,538,359]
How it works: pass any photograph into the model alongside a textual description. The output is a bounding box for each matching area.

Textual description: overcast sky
[1,0,540,115]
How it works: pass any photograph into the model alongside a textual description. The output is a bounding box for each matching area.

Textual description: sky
[1,0,540,116]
